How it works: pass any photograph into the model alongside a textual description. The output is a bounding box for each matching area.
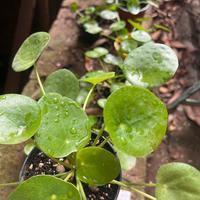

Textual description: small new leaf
[81,71,115,85]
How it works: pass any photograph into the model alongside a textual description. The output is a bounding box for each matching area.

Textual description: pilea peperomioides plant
[0,32,200,200]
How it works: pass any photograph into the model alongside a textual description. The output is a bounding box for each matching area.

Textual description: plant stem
[64,170,74,182]
[34,64,46,96]
[98,136,110,148]
[92,124,105,146]
[83,85,95,110]
[125,181,156,187]
[111,180,157,200]
[0,182,20,188]
[76,177,87,200]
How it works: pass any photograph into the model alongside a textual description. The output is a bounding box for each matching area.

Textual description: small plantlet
[0,8,200,200]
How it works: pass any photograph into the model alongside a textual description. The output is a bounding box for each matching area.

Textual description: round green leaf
[156,162,200,200]
[123,43,179,87]
[43,69,79,100]
[85,47,108,58]
[8,176,81,200]
[83,22,102,34]
[81,71,115,85]
[12,32,50,72]
[121,39,138,53]
[0,94,41,144]
[104,86,168,157]
[110,21,126,32]
[131,30,151,43]
[103,54,122,66]
[35,93,91,158]
[76,147,121,186]
[100,10,118,20]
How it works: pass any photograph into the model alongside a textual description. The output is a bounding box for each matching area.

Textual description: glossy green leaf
[24,142,35,155]
[121,39,138,53]
[35,93,90,158]
[43,69,79,100]
[110,21,126,32]
[131,30,151,43]
[76,147,120,186]
[116,148,136,170]
[85,47,108,58]
[81,71,115,85]
[103,54,122,66]
[100,10,118,20]
[0,94,41,144]
[156,163,200,200]
[83,22,102,34]
[123,43,179,87]
[12,32,50,72]
[8,176,81,200]
[104,86,168,157]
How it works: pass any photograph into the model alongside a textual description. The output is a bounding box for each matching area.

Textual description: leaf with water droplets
[76,147,120,186]
[12,32,50,72]
[43,69,79,100]
[123,42,179,87]
[8,176,81,200]
[0,94,41,144]
[81,70,115,85]
[104,86,168,157]
[35,93,91,158]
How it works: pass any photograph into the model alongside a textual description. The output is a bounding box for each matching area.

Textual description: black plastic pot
[19,134,121,200]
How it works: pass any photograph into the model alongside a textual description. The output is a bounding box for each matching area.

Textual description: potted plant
[0,31,200,200]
